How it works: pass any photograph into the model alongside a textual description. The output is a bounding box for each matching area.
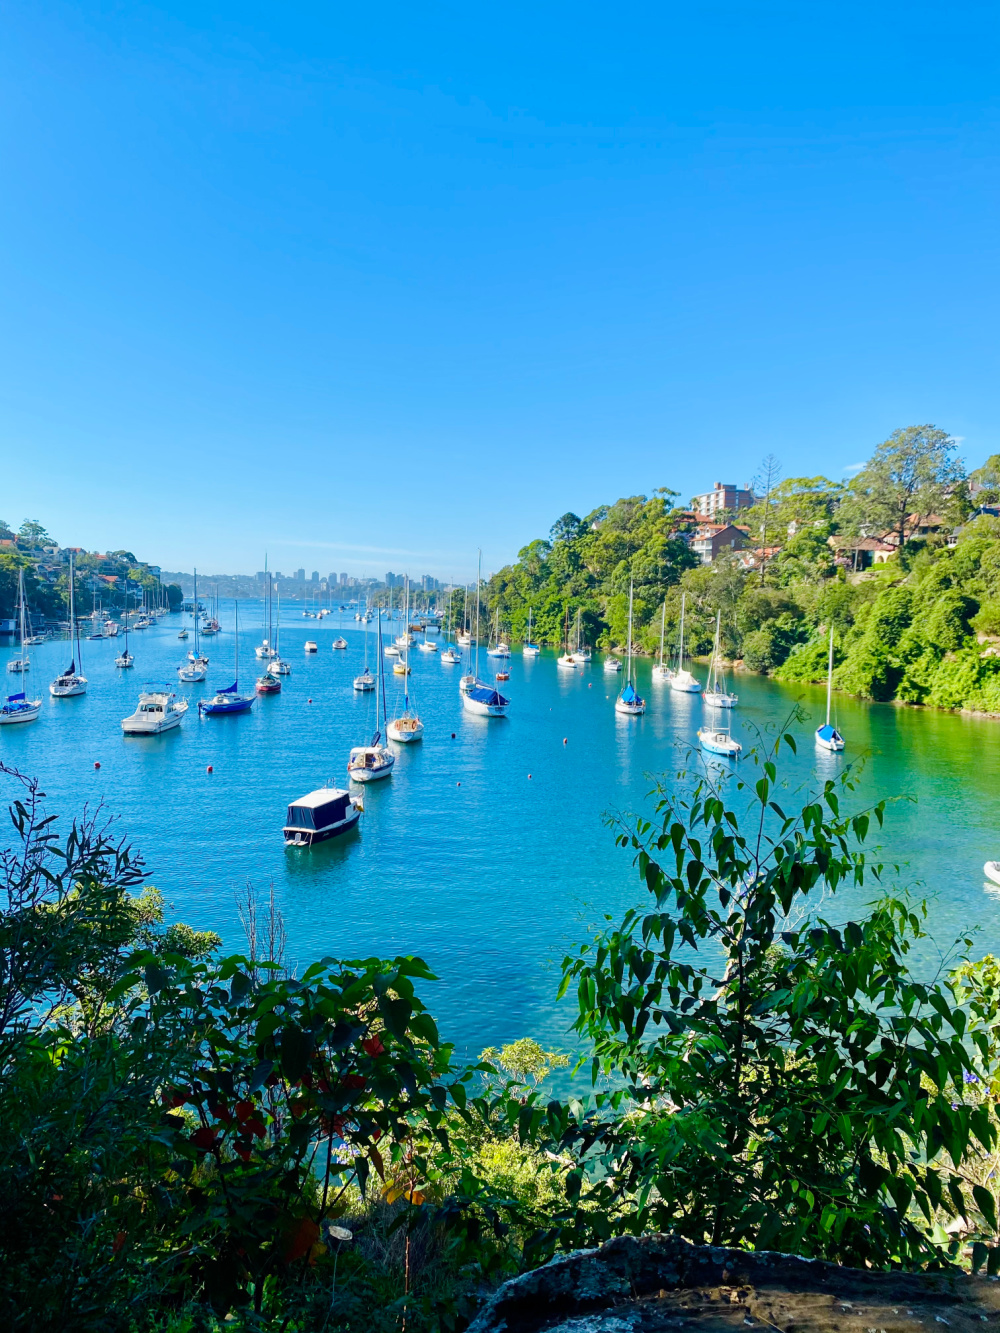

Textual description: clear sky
[2,2,998,579]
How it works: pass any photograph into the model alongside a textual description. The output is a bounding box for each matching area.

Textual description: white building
[692,482,755,520]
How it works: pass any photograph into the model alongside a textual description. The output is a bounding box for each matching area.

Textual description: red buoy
[207,765,213,773]
[563,738,568,745]
[94,761,100,769]
[528,773,532,779]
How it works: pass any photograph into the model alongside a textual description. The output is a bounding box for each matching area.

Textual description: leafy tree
[16,519,52,546]
[556,734,1000,1268]
[840,426,965,550]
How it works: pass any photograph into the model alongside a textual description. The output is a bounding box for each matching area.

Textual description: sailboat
[353,607,375,690]
[178,569,207,681]
[347,610,395,781]
[255,562,277,658]
[393,578,412,675]
[652,601,671,681]
[6,569,32,674]
[1,571,41,724]
[522,607,540,657]
[462,551,510,716]
[703,610,737,708]
[571,607,591,663]
[268,592,291,676]
[457,585,472,648]
[698,717,742,757]
[557,607,579,669]
[50,553,88,697]
[697,615,741,754]
[815,625,845,752]
[441,591,461,664]
[387,639,424,741]
[199,601,255,715]
[115,593,134,668]
[486,608,510,658]
[669,592,702,694]
[614,580,645,716]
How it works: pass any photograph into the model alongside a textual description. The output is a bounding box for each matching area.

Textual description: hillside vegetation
[485,428,1000,714]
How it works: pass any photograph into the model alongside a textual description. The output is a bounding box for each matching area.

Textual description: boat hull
[815,728,846,752]
[985,862,1000,888]
[463,694,509,717]
[670,672,702,693]
[348,761,394,782]
[698,729,741,757]
[0,702,41,725]
[615,700,645,716]
[122,713,185,735]
[387,719,424,742]
[704,690,737,708]
[199,698,254,715]
[50,677,88,697]
[353,675,375,691]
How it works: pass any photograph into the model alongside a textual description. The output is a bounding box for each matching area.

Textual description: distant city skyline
[3,2,998,578]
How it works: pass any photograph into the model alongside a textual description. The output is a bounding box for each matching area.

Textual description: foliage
[839,425,965,548]
[555,731,1000,1268]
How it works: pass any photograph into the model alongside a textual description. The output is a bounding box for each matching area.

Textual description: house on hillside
[828,535,897,570]
[737,545,783,572]
[690,523,749,564]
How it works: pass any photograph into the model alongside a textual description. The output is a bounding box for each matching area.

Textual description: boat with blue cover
[0,690,41,726]
[815,626,845,752]
[199,602,255,716]
[462,550,510,717]
[614,580,645,716]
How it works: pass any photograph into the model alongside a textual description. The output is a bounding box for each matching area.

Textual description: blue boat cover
[816,723,841,741]
[468,684,507,706]
[619,682,641,705]
[7,692,25,702]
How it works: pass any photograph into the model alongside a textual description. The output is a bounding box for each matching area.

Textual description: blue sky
[2,2,998,579]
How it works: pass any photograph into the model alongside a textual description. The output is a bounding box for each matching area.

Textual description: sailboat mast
[18,570,27,667]
[474,550,481,680]
[678,592,686,672]
[659,602,665,668]
[626,580,634,685]
[69,552,78,663]
[377,609,386,739]
[234,600,239,686]
[826,625,834,726]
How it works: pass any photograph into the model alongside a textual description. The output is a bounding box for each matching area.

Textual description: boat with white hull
[348,610,395,782]
[669,593,701,694]
[283,787,361,846]
[703,610,737,708]
[50,553,88,697]
[0,691,41,725]
[815,625,845,752]
[122,692,188,735]
[461,550,510,717]
[614,580,645,716]
[698,725,741,758]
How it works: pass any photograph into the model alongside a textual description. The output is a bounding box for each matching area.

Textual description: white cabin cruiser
[122,691,188,735]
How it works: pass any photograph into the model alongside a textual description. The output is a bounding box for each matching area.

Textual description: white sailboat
[393,578,412,675]
[615,580,645,715]
[441,590,461,664]
[698,719,742,757]
[815,625,845,752]
[255,562,277,659]
[462,551,510,716]
[603,655,622,673]
[6,569,33,674]
[115,602,134,669]
[557,607,579,669]
[486,607,510,658]
[669,592,701,694]
[50,553,88,697]
[698,619,741,754]
[571,608,591,662]
[347,610,396,781]
[353,608,375,691]
[1,571,41,724]
[178,569,207,681]
[268,592,291,676]
[652,601,671,681]
[703,610,737,708]
[522,607,540,657]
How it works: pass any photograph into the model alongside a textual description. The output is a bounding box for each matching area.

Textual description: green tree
[840,426,964,550]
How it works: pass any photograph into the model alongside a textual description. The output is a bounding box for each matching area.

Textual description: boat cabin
[283,786,357,845]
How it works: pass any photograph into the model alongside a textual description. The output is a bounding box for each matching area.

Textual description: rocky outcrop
[468,1234,1000,1333]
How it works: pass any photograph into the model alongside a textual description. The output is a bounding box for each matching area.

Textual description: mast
[376,609,386,742]
[275,590,281,656]
[712,610,721,692]
[474,551,482,680]
[658,602,665,669]
[193,568,200,657]
[234,599,239,687]
[626,580,634,685]
[18,569,27,668]
[826,624,834,726]
[69,552,79,669]
[678,592,686,673]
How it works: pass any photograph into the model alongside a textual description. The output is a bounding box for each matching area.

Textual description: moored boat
[815,626,845,752]
[304,640,318,653]
[614,581,645,716]
[348,610,395,782]
[704,610,737,708]
[698,725,742,758]
[332,637,348,650]
[669,593,701,693]
[122,691,188,735]
[0,691,41,725]
[283,786,362,845]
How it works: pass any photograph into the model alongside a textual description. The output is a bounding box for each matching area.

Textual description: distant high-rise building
[255,571,266,581]
[421,574,440,592]
[339,572,348,586]
[385,571,397,588]
[311,571,319,582]
[295,568,305,581]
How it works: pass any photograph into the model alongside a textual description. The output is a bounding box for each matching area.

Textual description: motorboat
[698,726,742,758]
[0,691,41,725]
[6,658,29,674]
[670,593,701,694]
[985,862,1000,888]
[283,786,362,845]
[122,691,188,735]
[332,637,348,650]
[304,640,318,653]
[604,656,623,673]
[815,626,845,752]
[614,581,645,716]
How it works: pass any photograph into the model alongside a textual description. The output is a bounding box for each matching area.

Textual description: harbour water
[3,604,1000,1062]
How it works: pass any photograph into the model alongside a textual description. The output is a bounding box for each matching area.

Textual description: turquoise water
[3,604,1000,1062]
